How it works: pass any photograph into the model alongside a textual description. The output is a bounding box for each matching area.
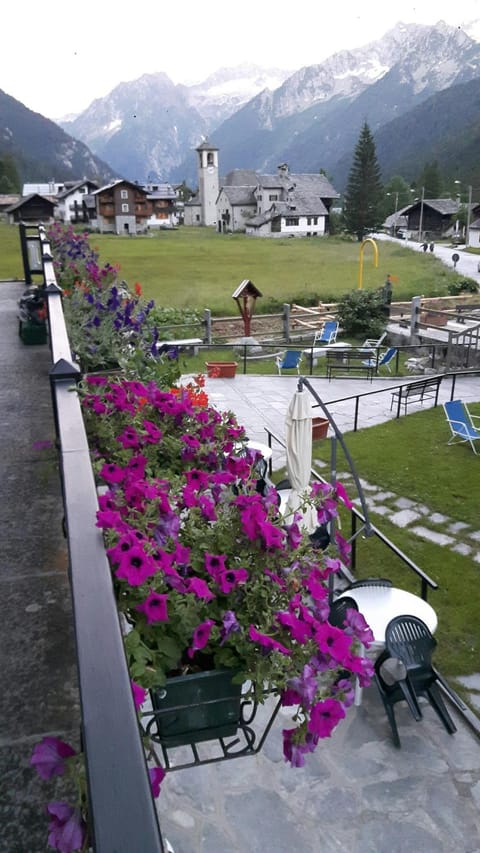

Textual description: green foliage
[447,278,478,295]
[335,289,386,337]
[0,154,20,192]
[343,123,384,240]
[416,160,444,197]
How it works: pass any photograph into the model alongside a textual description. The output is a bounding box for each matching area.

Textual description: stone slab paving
[0,283,80,853]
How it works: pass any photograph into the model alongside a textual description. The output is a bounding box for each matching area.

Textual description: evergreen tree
[416,161,443,198]
[344,123,384,241]
[0,155,20,192]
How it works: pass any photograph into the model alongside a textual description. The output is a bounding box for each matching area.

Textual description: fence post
[204,308,211,344]
[410,296,422,343]
[283,303,291,343]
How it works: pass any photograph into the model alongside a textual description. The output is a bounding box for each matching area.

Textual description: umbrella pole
[328,434,337,603]
[297,376,374,540]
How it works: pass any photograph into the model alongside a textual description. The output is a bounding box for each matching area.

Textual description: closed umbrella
[284,387,317,533]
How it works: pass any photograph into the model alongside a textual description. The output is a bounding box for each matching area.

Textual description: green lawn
[0,222,468,314]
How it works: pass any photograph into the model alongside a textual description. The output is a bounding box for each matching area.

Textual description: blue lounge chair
[361,346,397,373]
[313,321,338,346]
[275,350,302,375]
[443,400,480,455]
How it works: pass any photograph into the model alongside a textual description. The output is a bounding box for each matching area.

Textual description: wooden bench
[326,349,374,381]
[390,375,443,414]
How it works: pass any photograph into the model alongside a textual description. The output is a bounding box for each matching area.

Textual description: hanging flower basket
[312,417,329,440]
[205,361,238,378]
[149,668,242,748]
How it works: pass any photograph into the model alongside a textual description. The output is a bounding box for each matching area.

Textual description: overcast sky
[3,1,480,119]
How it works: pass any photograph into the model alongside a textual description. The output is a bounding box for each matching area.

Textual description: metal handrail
[39,236,165,851]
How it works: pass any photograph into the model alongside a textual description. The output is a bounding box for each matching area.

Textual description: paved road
[373,233,480,283]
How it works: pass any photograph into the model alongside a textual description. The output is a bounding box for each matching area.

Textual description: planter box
[312,417,329,440]
[205,361,238,378]
[150,668,242,747]
[19,320,47,345]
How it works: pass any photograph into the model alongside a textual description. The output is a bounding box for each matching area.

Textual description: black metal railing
[37,228,165,852]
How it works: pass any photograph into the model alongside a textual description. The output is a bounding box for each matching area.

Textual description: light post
[418,187,425,244]
[387,191,399,235]
[454,180,461,239]
[466,185,473,246]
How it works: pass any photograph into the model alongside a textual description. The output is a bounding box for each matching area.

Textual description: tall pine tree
[344,122,384,241]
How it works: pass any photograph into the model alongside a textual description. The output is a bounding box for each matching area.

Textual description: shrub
[447,279,478,296]
[335,289,386,337]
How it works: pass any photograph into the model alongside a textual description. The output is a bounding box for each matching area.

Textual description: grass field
[0,222,463,314]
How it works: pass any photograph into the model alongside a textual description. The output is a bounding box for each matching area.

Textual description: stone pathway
[328,469,480,563]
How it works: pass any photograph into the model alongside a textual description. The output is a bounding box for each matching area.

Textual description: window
[269,194,278,201]
[307,217,311,225]
[122,203,129,213]
[207,152,214,165]
[313,217,318,225]
[121,190,128,199]
[285,217,299,226]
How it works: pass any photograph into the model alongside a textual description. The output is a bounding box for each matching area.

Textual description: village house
[184,142,340,237]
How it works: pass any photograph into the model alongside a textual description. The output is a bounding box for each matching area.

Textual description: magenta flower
[30,737,76,780]
[205,553,228,578]
[187,619,216,658]
[282,728,319,767]
[46,802,87,852]
[99,462,125,484]
[307,697,346,738]
[131,680,147,709]
[315,622,353,664]
[249,626,292,656]
[136,590,169,623]
[149,766,166,798]
[216,568,248,594]
[186,577,215,601]
[115,545,157,586]
[220,610,240,643]
[116,425,141,449]
[258,520,286,550]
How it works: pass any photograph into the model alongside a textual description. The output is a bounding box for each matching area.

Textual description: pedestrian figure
[422,242,428,252]
[381,274,393,318]
[429,242,434,252]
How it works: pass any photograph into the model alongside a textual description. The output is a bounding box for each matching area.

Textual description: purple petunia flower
[149,766,166,798]
[136,590,169,623]
[249,626,292,656]
[187,619,216,658]
[307,697,346,738]
[30,737,76,780]
[220,610,241,644]
[46,801,87,853]
[131,680,147,710]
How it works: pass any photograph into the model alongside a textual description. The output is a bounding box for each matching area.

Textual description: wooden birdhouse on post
[232,279,262,337]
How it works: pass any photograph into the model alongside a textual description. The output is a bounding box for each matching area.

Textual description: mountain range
[2,20,480,193]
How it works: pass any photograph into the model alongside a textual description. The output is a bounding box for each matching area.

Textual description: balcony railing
[37,226,166,852]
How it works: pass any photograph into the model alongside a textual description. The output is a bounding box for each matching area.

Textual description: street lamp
[386,191,399,235]
[418,187,425,244]
[466,185,473,246]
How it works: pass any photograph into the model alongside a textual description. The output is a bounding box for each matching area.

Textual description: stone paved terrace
[2,279,480,852]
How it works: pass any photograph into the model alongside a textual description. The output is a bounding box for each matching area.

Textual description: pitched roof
[405,198,460,215]
[6,193,57,212]
[219,186,256,205]
[222,169,258,187]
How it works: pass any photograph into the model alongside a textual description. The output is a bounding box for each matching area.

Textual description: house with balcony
[56,179,99,225]
[92,179,150,234]
[144,182,178,229]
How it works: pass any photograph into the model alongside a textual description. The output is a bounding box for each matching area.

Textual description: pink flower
[149,766,166,798]
[131,680,147,709]
[115,545,157,586]
[216,568,248,594]
[46,802,87,852]
[186,577,215,601]
[307,697,346,738]
[187,619,216,658]
[249,626,292,656]
[136,590,169,623]
[30,737,76,780]
[315,622,353,664]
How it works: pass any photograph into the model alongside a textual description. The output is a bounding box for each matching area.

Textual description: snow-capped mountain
[54,21,480,186]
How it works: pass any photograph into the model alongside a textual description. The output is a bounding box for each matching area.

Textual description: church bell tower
[196,140,219,227]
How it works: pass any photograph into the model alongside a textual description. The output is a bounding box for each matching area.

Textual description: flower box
[19,319,48,345]
[205,361,238,378]
[150,668,242,747]
[312,417,329,440]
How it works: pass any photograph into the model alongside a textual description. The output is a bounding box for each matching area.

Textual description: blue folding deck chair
[313,321,338,346]
[361,346,397,374]
[275,350,302,375]
[443,400,480,454]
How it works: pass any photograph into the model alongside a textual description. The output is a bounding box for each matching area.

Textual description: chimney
[277,163,289,178]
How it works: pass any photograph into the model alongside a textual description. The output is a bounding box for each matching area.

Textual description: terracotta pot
[312,417,329,440]
[205,361,238,378]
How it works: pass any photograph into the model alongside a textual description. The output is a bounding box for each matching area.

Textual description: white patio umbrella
[284,386,317,533]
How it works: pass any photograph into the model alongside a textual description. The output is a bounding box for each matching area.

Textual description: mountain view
[2,20,480,192]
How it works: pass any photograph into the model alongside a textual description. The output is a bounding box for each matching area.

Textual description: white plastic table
[337,586,438,704]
